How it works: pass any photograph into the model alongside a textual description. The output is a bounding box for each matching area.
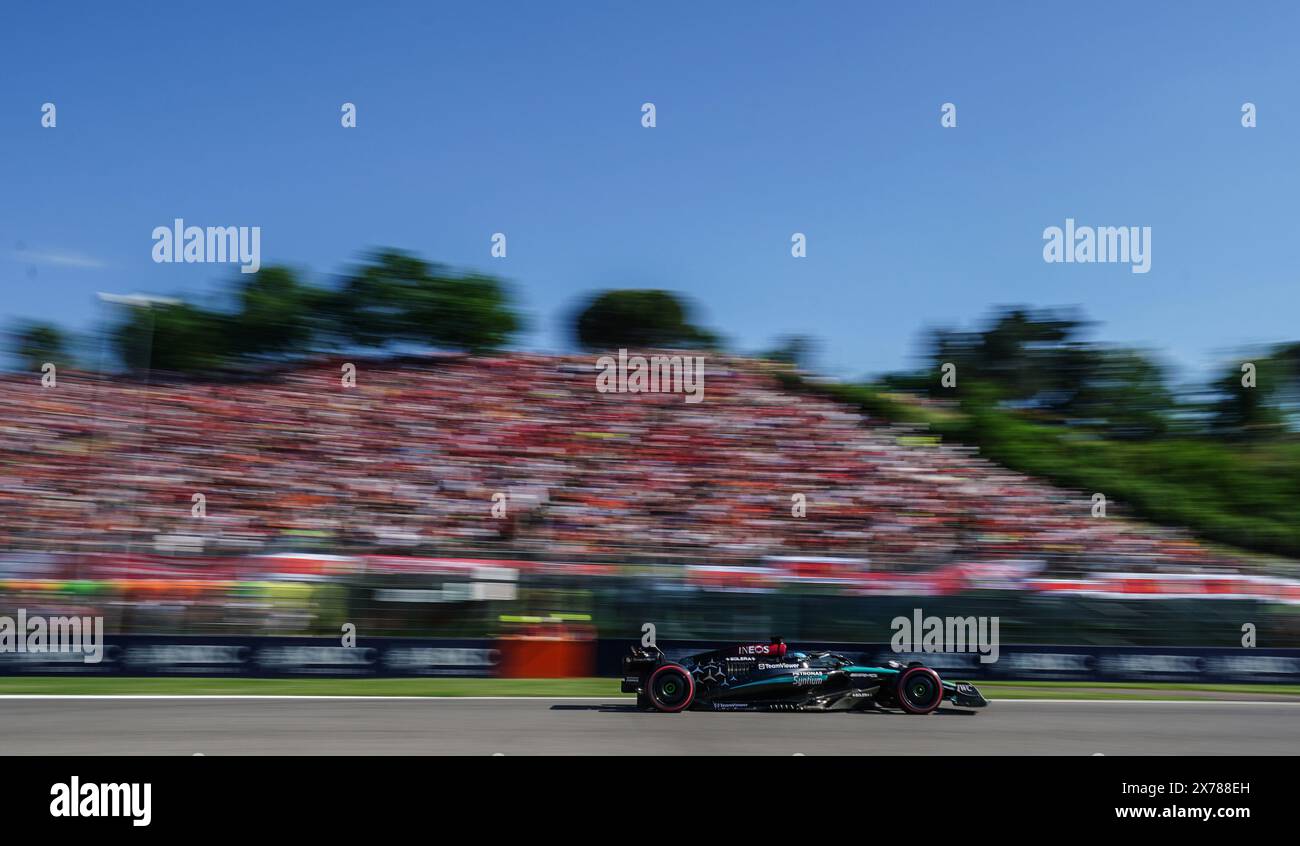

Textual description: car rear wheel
[647,664,695,712]
[896,666,943,714]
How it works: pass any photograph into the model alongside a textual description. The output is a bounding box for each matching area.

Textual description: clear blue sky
[2,1,1297,379]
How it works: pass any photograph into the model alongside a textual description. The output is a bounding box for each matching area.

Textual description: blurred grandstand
[1,354,1297,646]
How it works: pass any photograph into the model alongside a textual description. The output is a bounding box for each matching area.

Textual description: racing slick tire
[895,666,944,714]
[646,664,695,713]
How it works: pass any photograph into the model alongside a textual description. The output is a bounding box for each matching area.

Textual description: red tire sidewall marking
[897,666,943,714]
[648,664,695,712]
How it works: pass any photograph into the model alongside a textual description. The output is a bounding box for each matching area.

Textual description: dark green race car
[623,637,989,714]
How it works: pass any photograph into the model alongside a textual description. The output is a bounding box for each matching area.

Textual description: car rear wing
[621,644,666,693]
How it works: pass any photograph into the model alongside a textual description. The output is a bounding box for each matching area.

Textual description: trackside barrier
[0,636,500,678]
[497,636,595,678]
[594,640,1300,685]
[1,636,1298,683]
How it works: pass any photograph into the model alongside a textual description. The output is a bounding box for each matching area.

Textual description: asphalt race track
[3,697,1297,755]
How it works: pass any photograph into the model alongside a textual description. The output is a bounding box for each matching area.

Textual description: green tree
[412,271,520,353]
[925,306,1090,401]
[10,321,72,372]
[228,266,319,359]
[573,289,717,351]
[762,335,818,369]
[914,306,1177,437]
[113,302,229,373]
[333,250,427,347]
[1059,348,1174,438]
[1209,358,1286,438]
[335,250,520,352]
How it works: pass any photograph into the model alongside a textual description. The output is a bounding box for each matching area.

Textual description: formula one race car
[622,637,989,713]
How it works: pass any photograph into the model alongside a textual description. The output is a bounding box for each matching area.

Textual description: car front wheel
[896,666,944,714]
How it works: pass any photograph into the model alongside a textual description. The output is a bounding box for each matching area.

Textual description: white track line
[0,695,1297,704]
[989,698,1300,705]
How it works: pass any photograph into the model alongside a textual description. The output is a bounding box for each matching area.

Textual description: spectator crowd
[0,354,1241,575]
